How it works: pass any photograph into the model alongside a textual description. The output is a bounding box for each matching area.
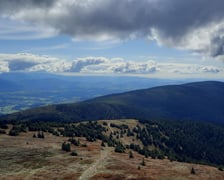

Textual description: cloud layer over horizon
[0,53,223,78]
[1,0,224,59]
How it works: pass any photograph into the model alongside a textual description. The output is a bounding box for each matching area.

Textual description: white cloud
[28,61,72,73]
[0,53,223,78]
[0,53,60,63]
[158,63,223,75]
[70,57,108,72]
[0,53,71,73]
[0,60,9,72]
[199,66,221,73]
[151,21,224,59]
[111,61,157,74]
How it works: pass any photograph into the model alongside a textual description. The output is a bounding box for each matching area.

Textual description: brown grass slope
[0,119,224,180]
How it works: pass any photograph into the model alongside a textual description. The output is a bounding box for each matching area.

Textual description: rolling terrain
[0,119,224,179]
[2,81,224,124]
[1,80,224,179]
[0,72,185,115]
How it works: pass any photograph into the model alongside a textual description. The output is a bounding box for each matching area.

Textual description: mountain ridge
[0,72,190,115]
[1,81,224,124]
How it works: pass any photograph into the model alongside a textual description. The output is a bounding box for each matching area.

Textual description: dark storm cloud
[0,0,54,13]
[1,0,224,57]
[211,36,224,57]
[151,0,224,37]
[46,0,155,39]
[50,0,224,42]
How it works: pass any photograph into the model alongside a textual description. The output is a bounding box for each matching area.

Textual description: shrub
[62,142,71,152]
[9,129,19,136]
[0,129,6,134]
[71,151,78,156]
[114,142,125,153]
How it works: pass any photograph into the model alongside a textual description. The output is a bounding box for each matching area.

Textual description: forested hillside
[2,81,224,124]
[0,72,183,115]
[1,119,224,167]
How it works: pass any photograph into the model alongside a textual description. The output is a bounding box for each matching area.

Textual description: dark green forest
[1,119,224,168]
[1,81,224,124]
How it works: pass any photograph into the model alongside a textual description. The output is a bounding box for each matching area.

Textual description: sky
[0,0,224,79]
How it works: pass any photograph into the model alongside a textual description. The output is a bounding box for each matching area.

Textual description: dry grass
[0,121,224,180]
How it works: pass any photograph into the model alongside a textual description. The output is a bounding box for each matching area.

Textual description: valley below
[0,73,184,115]
[0,119,223,180]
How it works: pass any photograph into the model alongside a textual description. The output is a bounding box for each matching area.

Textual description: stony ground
[0,120,224,180]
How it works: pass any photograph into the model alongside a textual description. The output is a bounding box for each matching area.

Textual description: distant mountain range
[0,72,188,115]
[2,81,224,124]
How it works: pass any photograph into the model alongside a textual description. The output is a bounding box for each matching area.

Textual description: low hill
[2,81,224,124]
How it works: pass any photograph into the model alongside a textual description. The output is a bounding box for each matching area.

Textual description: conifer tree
[129,151,134,158]
[141,158,146,166]
[191,167,196,174]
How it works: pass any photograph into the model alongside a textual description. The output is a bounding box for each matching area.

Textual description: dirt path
[107,122,113,133]
[78,148,110,180]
